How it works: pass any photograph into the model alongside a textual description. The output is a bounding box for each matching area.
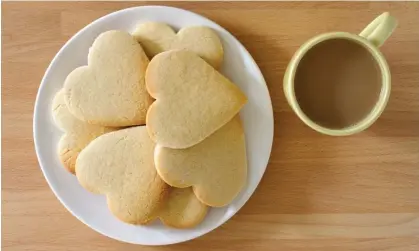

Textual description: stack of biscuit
[52,23,247,229]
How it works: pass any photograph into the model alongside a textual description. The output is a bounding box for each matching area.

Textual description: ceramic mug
[284,12,398,136]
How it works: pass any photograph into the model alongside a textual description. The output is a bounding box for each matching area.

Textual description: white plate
[33,5,274,245]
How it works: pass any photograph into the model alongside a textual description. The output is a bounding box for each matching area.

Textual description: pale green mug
[284,12,398,136]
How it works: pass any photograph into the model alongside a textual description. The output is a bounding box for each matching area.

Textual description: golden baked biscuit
[133,22,223,68]
[159,188,208,228]
[76,126,168,224]
[64,30,152,127]
[146,50,247,149]
[155,116,247,207]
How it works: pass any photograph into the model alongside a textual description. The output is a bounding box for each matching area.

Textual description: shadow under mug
[283,12,398,136]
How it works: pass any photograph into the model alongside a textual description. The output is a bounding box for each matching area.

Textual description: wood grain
[2,2,419,251]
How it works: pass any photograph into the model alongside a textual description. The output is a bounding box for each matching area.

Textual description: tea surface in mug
[294,38,382,129]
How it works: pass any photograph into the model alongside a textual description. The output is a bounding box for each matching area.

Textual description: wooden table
[3,2,419,250]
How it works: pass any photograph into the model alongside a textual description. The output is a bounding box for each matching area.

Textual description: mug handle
[359,12,398,47]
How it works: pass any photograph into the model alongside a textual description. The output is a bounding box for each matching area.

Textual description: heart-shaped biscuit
[64,30,152,127]
[52,89,116,173]
[76,126,168,224]
[155,116,247,207]
[159,188,208,228]
[133,22,223,68]
[146,50,247,149]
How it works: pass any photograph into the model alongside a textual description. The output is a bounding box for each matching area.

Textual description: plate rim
[33,5,274,245]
